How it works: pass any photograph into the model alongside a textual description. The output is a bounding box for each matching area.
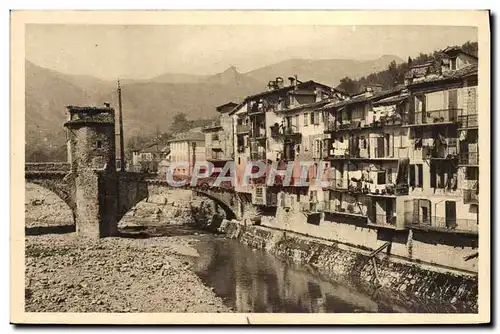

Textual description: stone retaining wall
[218,220,478,313]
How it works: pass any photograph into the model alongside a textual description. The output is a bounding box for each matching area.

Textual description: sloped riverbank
[218,220,478,313]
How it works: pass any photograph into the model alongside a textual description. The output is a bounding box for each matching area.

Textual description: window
[361,136,367,149]
[466,167,478,180]
[387,168,392,184]
[314,111,320,125]
[450,57,457,70]
[304,113,309,126]
[417,164,423,187]
[295,115,300,129]
[96,140,102,149]
[377,171,386,185]
[238,157,241,165]
[414,128,423,140]
[409,165,415,187]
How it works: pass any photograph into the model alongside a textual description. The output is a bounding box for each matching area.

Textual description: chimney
[104,102,110,108]
[275,77,284,89]
[267,80,276,91]
[294,74,300,85]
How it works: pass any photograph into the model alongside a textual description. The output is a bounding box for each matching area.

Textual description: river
[191,234,401,313]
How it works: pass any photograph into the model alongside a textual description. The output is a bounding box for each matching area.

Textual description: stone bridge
[24,105,252,238]
[25,162,248,238]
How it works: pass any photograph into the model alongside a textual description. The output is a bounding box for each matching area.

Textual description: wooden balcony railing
[463,189,479,204]
[370,214,397,227]
[404,215,478,234]
[250,152,266,160]
[405,109,461,125]
[300,201,323,213]
[458,114,478,128]
[322,201,367,217]
[459,152,479,165]
[236,124,250,134]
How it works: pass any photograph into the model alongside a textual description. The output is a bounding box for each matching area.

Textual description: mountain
[25,55,401,161]
[244,55,404,87]
[148,72,209,84]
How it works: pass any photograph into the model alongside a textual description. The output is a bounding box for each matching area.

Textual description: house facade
[202,102,238,179]
[168,130,206,177]
[186,47,480,273]
[402,47,479,236]
[131,142,169,173]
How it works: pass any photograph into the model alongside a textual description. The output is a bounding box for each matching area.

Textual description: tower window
[96,140,103,149]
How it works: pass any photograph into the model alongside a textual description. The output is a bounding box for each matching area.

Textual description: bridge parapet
[25,162,71,172]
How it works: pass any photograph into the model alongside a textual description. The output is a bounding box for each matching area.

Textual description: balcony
[250,151,266,161]
[404,215,478,235]
[250,129,267,140]
[272,126,302,139]
[322,201,367,218]
[368,214,397,228]
[253,188,278,206]
[405,109,461,127]
[207,151,230,162]
[300,201,323,214]
[249,104,269,115]
[459,152,479,166]
[458,114,478,129]
[324,178,348,191]
[236,124,250,134]
[463,189,479,205]
[423,144,458,160]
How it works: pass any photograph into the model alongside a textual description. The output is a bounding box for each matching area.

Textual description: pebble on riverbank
[24,184,231,313]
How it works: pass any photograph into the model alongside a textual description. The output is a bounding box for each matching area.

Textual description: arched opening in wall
[116,187,199,238]
[25,183,75,235]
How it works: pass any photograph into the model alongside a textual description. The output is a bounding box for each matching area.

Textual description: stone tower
[64,105,118,238]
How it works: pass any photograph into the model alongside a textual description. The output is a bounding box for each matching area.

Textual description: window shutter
[417,164,423,187]
[310,112,314,125]
[430,163,437,188]
[409,165,415,187]
[304,113,308,126]
[314,111,320,125]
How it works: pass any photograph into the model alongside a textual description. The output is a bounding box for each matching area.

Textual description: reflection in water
[193,237,397,313]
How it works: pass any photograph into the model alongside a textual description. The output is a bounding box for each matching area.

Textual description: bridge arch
[193,189,238,220]
[25,182,76,225]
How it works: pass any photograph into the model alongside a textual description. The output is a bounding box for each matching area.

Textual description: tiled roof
[276,100,330,113]
[321,85,406,110]
[245,80,332,100]
[408,63,477,86]
[372,93,409,106]
[168,130,205,143]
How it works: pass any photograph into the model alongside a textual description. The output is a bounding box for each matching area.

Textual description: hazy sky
[26,25,477,80]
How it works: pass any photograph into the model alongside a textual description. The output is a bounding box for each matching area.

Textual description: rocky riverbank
[24,183,231,313]
[25,234,230,313]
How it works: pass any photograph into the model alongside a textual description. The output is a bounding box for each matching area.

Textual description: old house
[202,102,238,181]
[168,130,206,177]
[131,141,169,173]
[403,47,478,235]
[322,85,410,229]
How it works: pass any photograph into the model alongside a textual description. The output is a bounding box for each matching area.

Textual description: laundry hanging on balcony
[459,130,468,141]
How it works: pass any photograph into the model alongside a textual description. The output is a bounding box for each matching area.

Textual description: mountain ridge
[25,54,403,161]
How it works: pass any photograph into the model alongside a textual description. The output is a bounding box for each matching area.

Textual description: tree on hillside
[335,40,478,94]
[337,77,359,95]
[170,112,191,134]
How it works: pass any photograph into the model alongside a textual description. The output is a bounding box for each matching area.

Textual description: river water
[191,235,401,313]
[120,222,406,313]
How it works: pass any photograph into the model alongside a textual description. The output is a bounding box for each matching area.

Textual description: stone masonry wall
[219,220,478,313]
